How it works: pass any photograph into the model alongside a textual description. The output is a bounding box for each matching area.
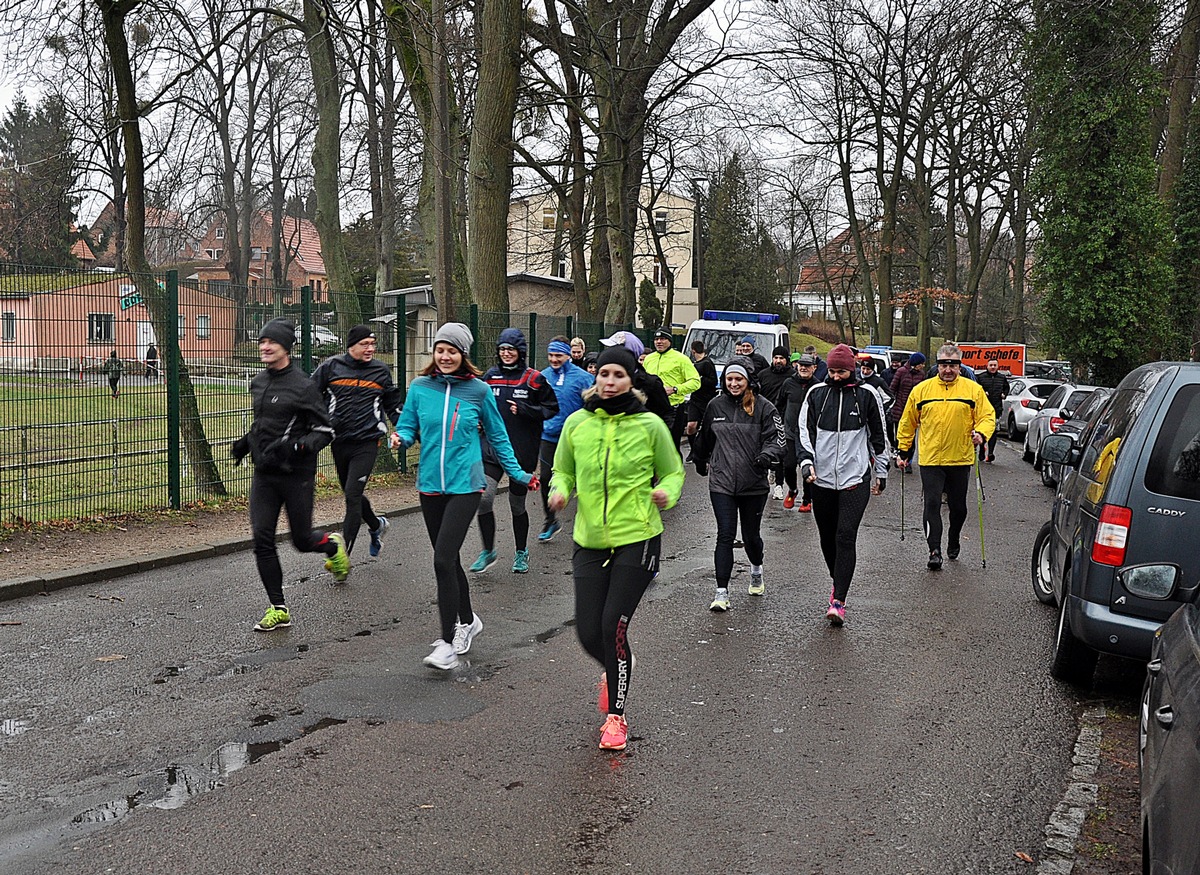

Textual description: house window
[1,311,14,342]
[204,249,215,259]
[555,254,567,278]
[178,315,186,338]
[542,207,556,230]
[250,246,263,259]
[840,242,852,254]
[88,313,114,343]
[214,248,223,260]
[655,210,668,235]
[653,259,668,286]
[196,315,211,340]
[421,319,436,351]
[215,226,224,239]
[313,279,322,294]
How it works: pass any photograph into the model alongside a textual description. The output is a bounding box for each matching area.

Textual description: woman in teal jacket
[548,345,684,751]
[390,323,537,670]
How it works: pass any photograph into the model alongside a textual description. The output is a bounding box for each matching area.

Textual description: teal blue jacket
[396,372,532,494]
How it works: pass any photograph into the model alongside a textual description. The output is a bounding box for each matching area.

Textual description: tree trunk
[301,0,363,332]
[466,0,521,313]
[1159,0,1200,205]
[98,0,225,497]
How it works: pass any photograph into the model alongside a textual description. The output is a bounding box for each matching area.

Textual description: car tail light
[1092,504,1131,566]
[1021,399,1037,407]
[1049,416,1065,432]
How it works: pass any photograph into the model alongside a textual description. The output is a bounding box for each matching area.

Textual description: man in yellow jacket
[643,327,702,455]
[895,343,995,569]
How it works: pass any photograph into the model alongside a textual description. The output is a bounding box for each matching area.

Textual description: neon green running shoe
[324,532,350,582]
[254,605,291,631]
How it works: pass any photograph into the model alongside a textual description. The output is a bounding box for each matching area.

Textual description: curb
[0,501,426,604]
[1036,705,1106,873]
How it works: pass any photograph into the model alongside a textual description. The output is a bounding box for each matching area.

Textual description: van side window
[1146,384,1200,499]
[1080,389,1143,498]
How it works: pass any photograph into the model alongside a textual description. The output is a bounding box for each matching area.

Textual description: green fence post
[166,270,181,510]
[530,312,538,358]
[469,303,479,361]
[396,298,407,475]
[301,285,313,374]
[566,315,573,342]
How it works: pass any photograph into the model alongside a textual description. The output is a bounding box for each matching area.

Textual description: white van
[683,310,789,377]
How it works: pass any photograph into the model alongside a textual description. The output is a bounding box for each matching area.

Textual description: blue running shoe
[469,549,498,573]
[369,516,389,557]
[512,549,530,573]
[537,521,562,542]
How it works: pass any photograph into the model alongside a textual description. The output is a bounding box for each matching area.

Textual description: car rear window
[1146,384,1200,501]
[1031,384,1057,399]
[1063,390,1092,415]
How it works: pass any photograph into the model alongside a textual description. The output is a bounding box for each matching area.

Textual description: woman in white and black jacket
[797,344,890,627]
[693,356,786,612]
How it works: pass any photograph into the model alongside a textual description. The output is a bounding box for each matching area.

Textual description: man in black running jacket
[312,325,404,556]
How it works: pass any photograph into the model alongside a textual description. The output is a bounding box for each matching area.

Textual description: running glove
[231,435,250,465]
[694,460,708,477]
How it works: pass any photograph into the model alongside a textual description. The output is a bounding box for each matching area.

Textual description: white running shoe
[423,639,459,670]
[452,613,484,654]
[772,485,785,500]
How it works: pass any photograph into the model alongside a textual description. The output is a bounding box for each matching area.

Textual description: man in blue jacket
[537,336,593,542]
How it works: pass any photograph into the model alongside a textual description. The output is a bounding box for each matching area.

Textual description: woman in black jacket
[693,357,785,612]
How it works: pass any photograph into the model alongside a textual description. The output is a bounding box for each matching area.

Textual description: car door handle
[1148,658,1163,675]
[1155,705,1175,729]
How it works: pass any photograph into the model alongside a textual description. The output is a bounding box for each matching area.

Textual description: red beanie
[826,343,856,371]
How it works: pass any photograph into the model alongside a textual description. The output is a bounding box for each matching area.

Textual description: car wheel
[1050,587,1098,686]
[1040,460,1057,488]
[1031,521,1056,605]
[1007,414,1021,441]
[1022,438,1035,463]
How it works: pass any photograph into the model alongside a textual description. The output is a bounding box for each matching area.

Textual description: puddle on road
[69,715,346,826]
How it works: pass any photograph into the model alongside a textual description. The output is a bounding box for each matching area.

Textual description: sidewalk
[0,484,429,603]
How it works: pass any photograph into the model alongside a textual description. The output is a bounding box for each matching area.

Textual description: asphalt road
[1,441,1089,874]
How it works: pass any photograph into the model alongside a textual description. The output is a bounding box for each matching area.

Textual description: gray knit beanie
[433,322,473,355]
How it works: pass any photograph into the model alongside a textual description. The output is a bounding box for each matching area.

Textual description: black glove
[292,434,321,455]
[876,478,886,493]
[231,436,250,466]
[753,453,772,471]
[896,447,912,462]
[694,460,708,477]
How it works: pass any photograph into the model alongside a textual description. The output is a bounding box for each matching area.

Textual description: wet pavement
[0,441,1100,873]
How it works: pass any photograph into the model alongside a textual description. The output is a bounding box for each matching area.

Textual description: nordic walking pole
[899,462,906,541]
[974,453,987,568]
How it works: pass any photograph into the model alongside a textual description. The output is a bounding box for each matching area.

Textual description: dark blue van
[1036,362,1200,686]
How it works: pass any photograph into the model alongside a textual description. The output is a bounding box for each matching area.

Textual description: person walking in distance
[735,336,771,376]
[692,356,785,611]
[758,346,793,499]
[230,319,349,632]
[312,325,403,558]
[470,328,559,574]
[777,353,822,511]
[888,352,927,450]
[684,340,719,460]
[144,342,159,380]
[895,343,995,570]
[975,359,1010,463]
[103,349,123,397]
[547,344,684,751]
[570,336,587,366]
[798,344,890,625]
[389,323,538,670]
[642,327,701,455]
[537,336,592,543]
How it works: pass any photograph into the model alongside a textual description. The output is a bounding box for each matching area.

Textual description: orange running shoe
[783,490,796,509]
[599,714,628,750]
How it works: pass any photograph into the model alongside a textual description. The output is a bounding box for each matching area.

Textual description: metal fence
[0,262,649,526]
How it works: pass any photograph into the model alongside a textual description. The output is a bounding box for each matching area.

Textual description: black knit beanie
[258,318,295,352]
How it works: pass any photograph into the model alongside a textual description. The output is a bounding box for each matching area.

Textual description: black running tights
[810,473,872,603]
[332,439,381,555]
[573,537,660,715]
[920,464,971,553]
[250,470,335,606]
[420,492,483,642]
[710,491,767,586]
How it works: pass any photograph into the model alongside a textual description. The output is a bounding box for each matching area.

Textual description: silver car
[1023,383,1103,482]
[998,377,1060,439]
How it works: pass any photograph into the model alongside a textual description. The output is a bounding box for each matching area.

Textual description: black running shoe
[947,543,960,561]
[927,549,943,570]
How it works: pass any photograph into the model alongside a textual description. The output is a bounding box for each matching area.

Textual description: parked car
[1027,360,1073,381]
[1034,361,1200,686]
[1038,387,1113,488]
[312,325,340,348]
[1024,383,1104,480]
[999,377,1060,439]
[1139,603,1200,872]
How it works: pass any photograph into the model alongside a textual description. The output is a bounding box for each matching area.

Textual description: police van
[683,310,789,379]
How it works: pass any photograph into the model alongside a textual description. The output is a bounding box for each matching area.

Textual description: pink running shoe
[826,599,846,626]
[599,714,628,750]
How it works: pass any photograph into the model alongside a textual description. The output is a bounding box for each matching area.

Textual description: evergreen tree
[704,153,781,314]
[0,94,79,267]
[1028,0,1173,386]
[638,276,664,329]
[1170,102,1200,360]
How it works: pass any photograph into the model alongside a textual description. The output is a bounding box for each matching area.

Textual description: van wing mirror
[1040,433,1077,465]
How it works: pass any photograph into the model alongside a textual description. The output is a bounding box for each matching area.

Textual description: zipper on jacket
[440,381,452,491]
[834,390,844,489]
